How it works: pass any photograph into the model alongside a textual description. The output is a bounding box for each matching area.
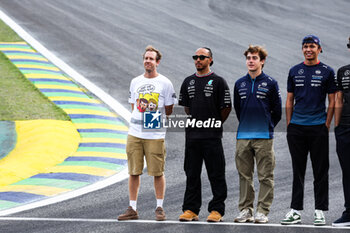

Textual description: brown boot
[207,211,223,222]
[155,207,166,221]
[179,210,199,221]
[117,206,139,220]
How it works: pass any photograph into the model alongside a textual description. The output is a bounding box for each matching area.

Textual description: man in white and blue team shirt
[281,35,336,226]
[233,45,281,224]
[118,45,177,221]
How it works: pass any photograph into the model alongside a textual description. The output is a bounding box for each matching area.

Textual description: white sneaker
[255,212,268,223]
[314,209,326,226]
[281,209,301,225]
[234,209,254,223]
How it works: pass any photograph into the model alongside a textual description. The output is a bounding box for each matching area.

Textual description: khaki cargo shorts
[126,134,166,176]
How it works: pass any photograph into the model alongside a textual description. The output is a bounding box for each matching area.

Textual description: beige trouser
[235,139,275,215]
[126,135,166,176]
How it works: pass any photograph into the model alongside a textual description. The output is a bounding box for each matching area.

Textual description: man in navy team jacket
[233,45,281,224]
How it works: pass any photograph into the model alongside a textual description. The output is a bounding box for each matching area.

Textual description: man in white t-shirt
[118,45,177,221]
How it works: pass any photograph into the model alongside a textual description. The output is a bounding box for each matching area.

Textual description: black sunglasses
[347,43,350,49]
[192,55,210,60]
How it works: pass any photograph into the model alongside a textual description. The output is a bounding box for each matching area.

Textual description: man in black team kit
[333,37,350,227]
[178,47,232,222]
[281,35,336,226]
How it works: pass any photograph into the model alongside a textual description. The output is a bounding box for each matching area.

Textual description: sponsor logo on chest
[187,79,196,98]
[256,82,269,99]
[342,75,350,89]
[204,80,214,97]
[311,70,323,87]
[344,70,350,76]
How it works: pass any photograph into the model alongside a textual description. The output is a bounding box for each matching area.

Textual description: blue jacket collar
[245,71,265,81]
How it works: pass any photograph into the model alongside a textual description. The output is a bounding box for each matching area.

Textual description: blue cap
[302,35,322,52]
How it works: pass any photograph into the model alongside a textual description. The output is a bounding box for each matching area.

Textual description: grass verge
[0,19,69,120]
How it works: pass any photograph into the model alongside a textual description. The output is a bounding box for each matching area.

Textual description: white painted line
[0,9,131,123]
[0,217,348,230]
[0,217,118,223]
[0,169,129,216]
[0,10,132,216]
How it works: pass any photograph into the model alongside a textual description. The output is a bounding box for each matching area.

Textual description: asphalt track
[0,0,350,232]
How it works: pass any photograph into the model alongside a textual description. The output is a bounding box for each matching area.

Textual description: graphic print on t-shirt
[136,84,160,112]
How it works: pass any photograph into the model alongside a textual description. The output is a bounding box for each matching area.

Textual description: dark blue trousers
[287,123,329,210]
